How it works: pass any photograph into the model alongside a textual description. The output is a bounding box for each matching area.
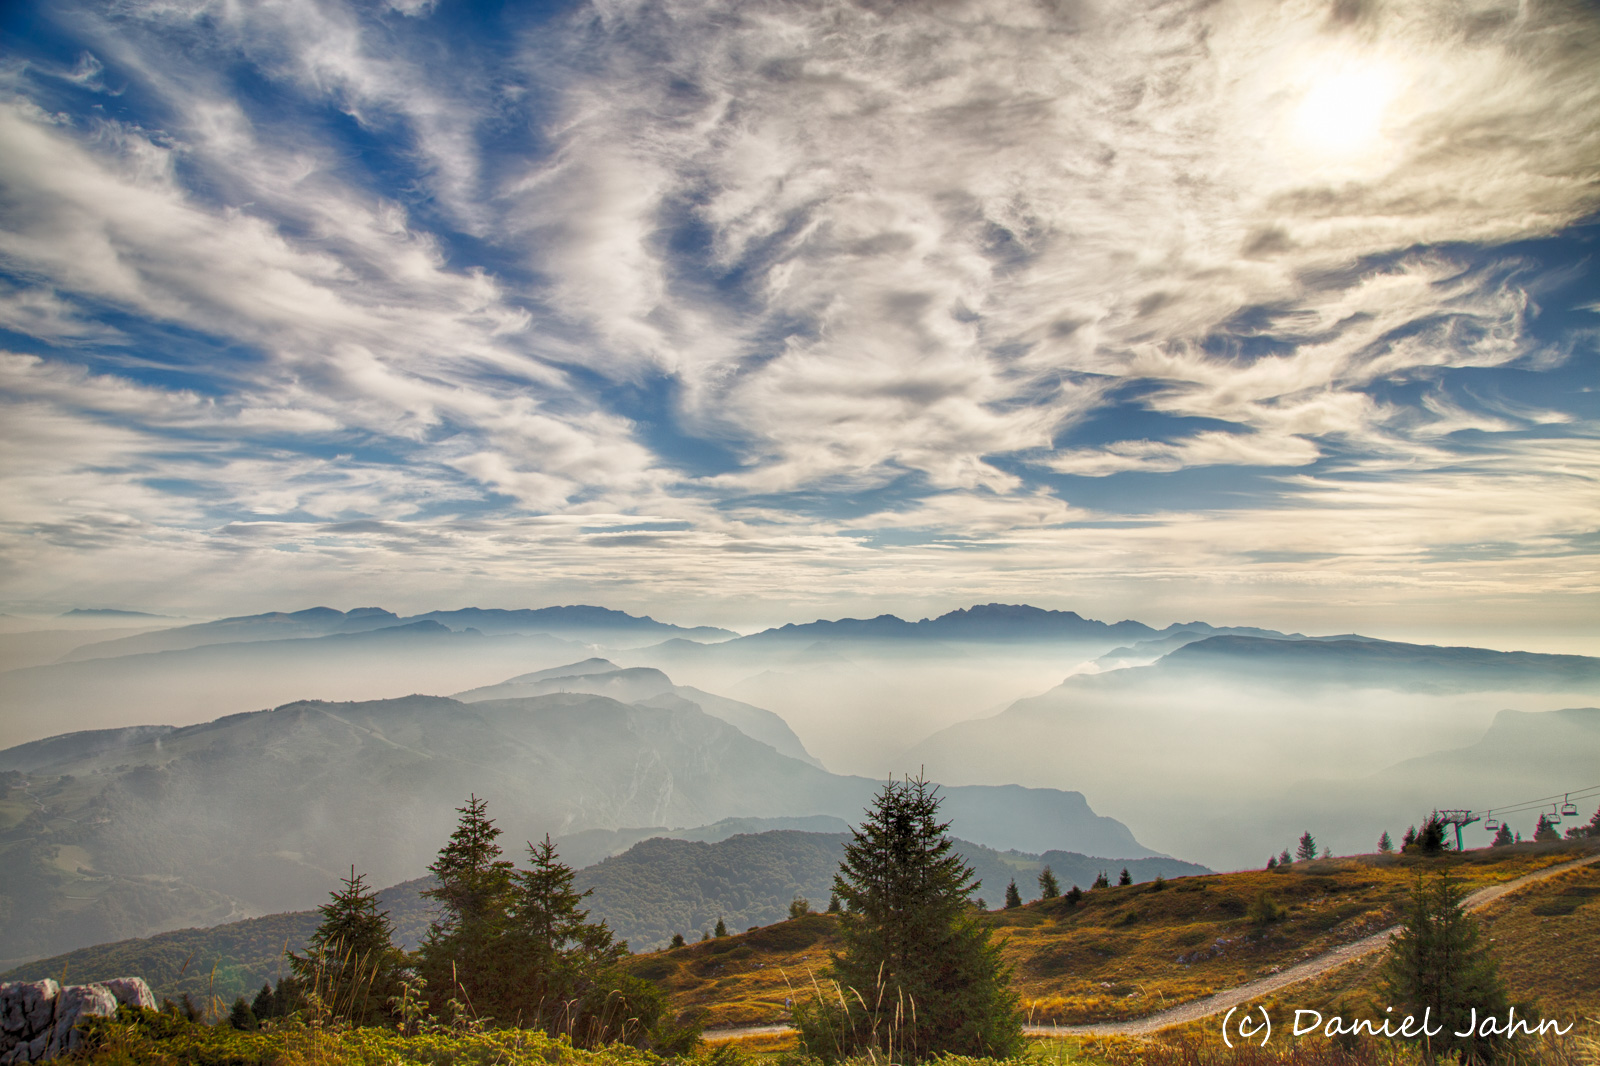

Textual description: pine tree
[1403,825,1418,848]
[228,996,257,1031]
[1382,869,1509,1063]
[1378,830,1394,853]
[1267,855,1278,869]
[1003,879,1022,909]
[795,774,1022,1062]
[1278,848,1292,867]
[670,933,685,948]
[288,866,407,1026]
[1491,823,1513,847]
[1092,870,1110,889]
[1534,814,1560,842]
[714,917,728,937]
[500,835,626,1031]
[1037,866,1060,899]
[1117,868,1132,886]
[417,795,516,1019]
[1417,815,1447,852]
[827,892,842,913]
[1065,885,1083,905]
[1296,831,1317,862]
[1322,846,1332,859]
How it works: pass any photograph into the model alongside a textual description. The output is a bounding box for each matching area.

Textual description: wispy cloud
[0,0,1596,631]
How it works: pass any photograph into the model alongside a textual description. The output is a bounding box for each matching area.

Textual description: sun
[1289,57,1406,165]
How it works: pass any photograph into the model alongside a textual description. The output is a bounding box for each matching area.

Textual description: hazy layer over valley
[2,602,1596,966]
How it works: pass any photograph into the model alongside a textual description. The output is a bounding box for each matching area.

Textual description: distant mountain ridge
[60,605,737,662]
[1163,635,1600,690]
[453,659,823,767]
[0,687,1153,961]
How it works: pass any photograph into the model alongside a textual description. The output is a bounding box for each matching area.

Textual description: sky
[0,0,1597,645]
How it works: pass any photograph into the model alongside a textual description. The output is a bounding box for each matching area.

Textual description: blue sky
[0,0,1596,643]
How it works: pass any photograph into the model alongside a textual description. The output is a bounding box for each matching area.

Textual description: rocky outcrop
[0,978,154,1063]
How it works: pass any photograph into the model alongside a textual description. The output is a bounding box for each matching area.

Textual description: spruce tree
[1534,814,1560,842]
[417,795,517,1021]
[1491,823,1513,847]
[1278,848,1292,866]
[1296,831,1317,862]
[796,774,1022,1062]
[1382,869,1509,1063]
[1267,855,1277,869]
[1037,866,1060,899]
[670,933,685,948]
[827,892,842,913]
[1378,830,1394,853]
[714,917,728,937]
[1065,885,1083,905]
[288,866,407,1026]
[1117,868,1132,886]
[501,835,626,1031]
[1092,870,1109,889]
[1003,879,1022,909]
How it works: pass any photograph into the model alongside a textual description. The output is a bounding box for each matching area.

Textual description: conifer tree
[1037,866,1060,899]
[1378,830,1394,853]
[228,997,257,1031]
[1382,869,1509,1063]
[1534,813,1560,841]
[288,866,407,1026]
[1092,870,1109,889]
[1491,823,1513,847]
[670,933,686,948]
[417,795,516,1016]
[1296,831,1317,862]
[1403,825,1418,848]
[714,917,728,937]
[795,774,1021,1062]
[1117,868,1132,886]
[1003,879,1022,909]
[1278,848,1292,866]
[501,835,626,1030]
[1417,814,1447,852]
[1266,855,1277,869]
[827,892,842,913]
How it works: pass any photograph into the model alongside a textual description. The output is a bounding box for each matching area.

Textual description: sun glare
[1290,59,1405,164]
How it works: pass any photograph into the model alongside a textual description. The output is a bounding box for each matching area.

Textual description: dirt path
[700,848,1600,1043]
[1028,847,1600,1038]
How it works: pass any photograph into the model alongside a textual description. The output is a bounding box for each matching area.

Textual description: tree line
[234,795,695,1052]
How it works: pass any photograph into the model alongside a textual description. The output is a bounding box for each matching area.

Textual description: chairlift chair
[1562,794,1579,817]
[1548,805,1562,825]
[1484,813,1500,831]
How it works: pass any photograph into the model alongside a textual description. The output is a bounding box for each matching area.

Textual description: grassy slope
[629,841,1599,1031]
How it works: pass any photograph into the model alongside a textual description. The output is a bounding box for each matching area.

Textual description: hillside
[0,695,1151,962]
[0,828,1204,997]
[625,840,1600,1029]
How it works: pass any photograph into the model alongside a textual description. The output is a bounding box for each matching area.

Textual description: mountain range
[0,826,1208,998]
[0,663,1152,963]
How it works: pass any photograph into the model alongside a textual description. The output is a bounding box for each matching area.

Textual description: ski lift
[1484,811,1500,831]
[1548,805,1562,825]
[1562,794,1579,818]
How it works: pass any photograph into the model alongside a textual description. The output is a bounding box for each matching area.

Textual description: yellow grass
[627,841,1597,1034]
